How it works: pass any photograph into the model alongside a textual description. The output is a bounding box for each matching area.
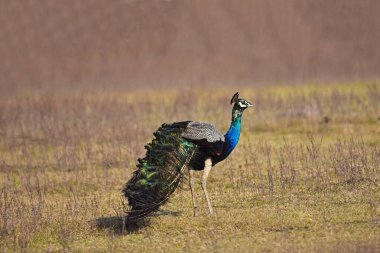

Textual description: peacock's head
[230,92,254,111]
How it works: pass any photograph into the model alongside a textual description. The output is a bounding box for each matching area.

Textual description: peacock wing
[182,121,225,156]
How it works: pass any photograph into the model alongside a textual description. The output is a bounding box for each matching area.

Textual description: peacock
[122,92,253,222]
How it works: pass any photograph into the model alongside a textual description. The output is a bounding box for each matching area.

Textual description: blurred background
[1,0,380,94]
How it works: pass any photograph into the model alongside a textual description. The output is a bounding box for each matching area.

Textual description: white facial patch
[238,101,247,108]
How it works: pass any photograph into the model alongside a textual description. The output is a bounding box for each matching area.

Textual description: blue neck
[218,109,242,161]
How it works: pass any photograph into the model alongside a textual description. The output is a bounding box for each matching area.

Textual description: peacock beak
[247,101,254,107]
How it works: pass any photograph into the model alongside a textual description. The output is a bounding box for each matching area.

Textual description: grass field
[0,82,379,252]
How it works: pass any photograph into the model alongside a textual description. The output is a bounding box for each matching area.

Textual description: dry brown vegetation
[2,1,380,91]
[0,82,379,252]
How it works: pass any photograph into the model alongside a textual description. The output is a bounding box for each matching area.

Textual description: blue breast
[215,118,241,163]
[225,120,241,153]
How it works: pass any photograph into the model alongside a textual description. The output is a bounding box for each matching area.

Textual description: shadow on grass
[94,210,183,235]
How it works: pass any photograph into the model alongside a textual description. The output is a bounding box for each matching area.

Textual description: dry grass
[0,82,379,252]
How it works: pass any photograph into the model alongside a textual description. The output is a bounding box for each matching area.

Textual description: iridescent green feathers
[122,122,197,221]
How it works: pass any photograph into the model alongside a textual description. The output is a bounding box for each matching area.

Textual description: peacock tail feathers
[122,122,197,222]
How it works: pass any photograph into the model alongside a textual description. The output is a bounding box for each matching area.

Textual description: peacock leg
[201,158,214,215]
[188,168,198,216]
